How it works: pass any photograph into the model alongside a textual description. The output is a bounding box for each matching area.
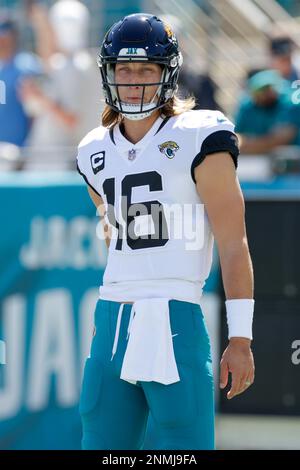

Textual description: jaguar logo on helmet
[159,141,180,159]
[163,23,174,39]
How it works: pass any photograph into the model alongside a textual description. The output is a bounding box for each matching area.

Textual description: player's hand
[219,337,255,400]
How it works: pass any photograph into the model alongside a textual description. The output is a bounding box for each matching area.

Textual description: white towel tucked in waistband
[112,298,180,386]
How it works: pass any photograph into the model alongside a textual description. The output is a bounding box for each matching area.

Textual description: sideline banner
[0,173,106,449]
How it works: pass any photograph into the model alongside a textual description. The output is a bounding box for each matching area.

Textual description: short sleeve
[191,112,240,183]
[76,127,105,197]
[76,156,102,197]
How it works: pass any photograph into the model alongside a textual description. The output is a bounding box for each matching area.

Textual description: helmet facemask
[98,53,182,120]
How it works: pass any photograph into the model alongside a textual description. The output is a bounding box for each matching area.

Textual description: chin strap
[119,102,157,120]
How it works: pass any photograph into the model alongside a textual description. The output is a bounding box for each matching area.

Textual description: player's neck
[121,111,161,144]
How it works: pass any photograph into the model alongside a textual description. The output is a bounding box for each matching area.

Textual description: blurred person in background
[276,0,295,15]
[178,67,220,110]
[161,14,221,111]
[20,0,102,171]
[235,69,300,154]
[0,12,41,148]
[269,35,300,83]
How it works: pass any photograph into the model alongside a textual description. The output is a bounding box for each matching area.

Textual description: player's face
[115,62,162,105]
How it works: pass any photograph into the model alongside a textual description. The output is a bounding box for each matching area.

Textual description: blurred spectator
[161,13,221,111]
[235,69,300,154]
[178,68,220,110]
[21,0,102,171]
[269,35,300,83]
[246,67,266,80]
[276,0,295,15]
[0,12,41,147]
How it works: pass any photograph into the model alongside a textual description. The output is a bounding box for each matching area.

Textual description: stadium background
[1,0,300,449]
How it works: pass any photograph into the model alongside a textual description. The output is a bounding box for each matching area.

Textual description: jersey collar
[112,115,164,155]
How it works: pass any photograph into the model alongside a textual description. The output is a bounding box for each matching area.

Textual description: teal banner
[0,173,107,449]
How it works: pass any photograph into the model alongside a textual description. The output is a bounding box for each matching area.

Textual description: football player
[77,13,255,450]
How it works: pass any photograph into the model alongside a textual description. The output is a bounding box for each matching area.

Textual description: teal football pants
[79,298,215,450]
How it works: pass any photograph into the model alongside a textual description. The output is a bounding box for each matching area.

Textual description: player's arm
[194,152,253,300]
[87,186,111,250]
[194,153,254,400]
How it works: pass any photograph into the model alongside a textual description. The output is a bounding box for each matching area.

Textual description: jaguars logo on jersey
[158,141,179,159]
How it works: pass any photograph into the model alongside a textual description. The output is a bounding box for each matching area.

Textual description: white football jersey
[77,110,237,304]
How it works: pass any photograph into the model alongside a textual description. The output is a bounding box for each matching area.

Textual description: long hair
[101,95,196,128]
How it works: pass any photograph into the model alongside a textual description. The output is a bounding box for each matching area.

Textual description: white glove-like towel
[119,298,180,385]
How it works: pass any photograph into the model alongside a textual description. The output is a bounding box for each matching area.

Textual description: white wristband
[225,299,254,340]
